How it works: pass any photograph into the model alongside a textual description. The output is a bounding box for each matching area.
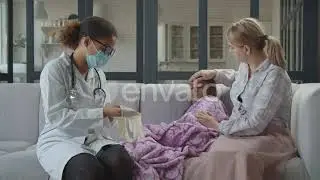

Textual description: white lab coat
[36,52,118,180]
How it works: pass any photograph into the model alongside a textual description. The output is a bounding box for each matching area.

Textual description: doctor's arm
[218,69,290,136]
[40,66,106,127]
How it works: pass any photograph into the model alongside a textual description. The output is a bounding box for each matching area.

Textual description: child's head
[191,79,217,100]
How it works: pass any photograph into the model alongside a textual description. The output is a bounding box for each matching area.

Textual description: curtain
[0,1,7,65]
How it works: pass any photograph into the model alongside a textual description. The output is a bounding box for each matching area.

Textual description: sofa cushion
[141,84,191,124]
[26,144,37,151]
[0,141,32,153]
[107,83,141,111]
[0,149,48,180]
[0,151,6,156]
[0,83,40,144]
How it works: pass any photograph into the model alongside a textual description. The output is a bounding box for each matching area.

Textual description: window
[280,0,303,72]
[0,2,7,65]
[34,0,78,72]
[93,0,137,73]
[279,0,319,82]
[157,0,199,72]
[6,0,316,84]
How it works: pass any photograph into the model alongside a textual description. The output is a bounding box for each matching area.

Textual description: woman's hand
[103,106,121,118]
[196,111,219,130]
[188,70,217,88]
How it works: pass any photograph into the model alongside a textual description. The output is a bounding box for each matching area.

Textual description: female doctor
[36,16,134,180]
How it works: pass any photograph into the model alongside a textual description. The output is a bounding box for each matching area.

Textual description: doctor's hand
[103,106,121,118]
[188,70,217,88]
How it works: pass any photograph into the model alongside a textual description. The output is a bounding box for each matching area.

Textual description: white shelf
[41,26,63,35]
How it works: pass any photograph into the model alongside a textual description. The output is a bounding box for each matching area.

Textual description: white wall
[12,0,277,73]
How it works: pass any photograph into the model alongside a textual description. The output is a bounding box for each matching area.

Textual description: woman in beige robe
[186,17,296,180]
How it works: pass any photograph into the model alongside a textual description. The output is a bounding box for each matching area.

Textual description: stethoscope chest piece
[67,88,79,107]
[69,88,78,99]
[93,88,106,105]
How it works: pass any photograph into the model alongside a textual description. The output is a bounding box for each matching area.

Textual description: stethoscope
[67,53,106,106]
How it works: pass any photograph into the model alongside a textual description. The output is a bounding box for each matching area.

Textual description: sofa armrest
[0,84,40,144]
[291,83,320,179]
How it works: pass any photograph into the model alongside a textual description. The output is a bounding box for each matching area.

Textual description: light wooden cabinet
[166,24,224,62]
[189,26,199,59]
[170,25,185,59]
[209,26,223,59]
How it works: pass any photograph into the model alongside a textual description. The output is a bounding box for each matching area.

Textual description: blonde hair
[227,18,286,69]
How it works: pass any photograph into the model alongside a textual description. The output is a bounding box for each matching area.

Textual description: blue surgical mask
[86,45,111,69]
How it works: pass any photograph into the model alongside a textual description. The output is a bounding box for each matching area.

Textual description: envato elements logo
[105,83,217,103]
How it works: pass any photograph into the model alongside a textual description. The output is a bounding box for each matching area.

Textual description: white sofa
[0,83,319,180]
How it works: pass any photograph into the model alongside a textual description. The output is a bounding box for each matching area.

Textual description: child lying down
[122,81,229,180]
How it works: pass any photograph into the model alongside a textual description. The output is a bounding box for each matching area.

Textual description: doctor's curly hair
[59,16,117,50]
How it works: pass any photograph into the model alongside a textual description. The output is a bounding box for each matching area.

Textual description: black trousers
[62,144,134,180]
